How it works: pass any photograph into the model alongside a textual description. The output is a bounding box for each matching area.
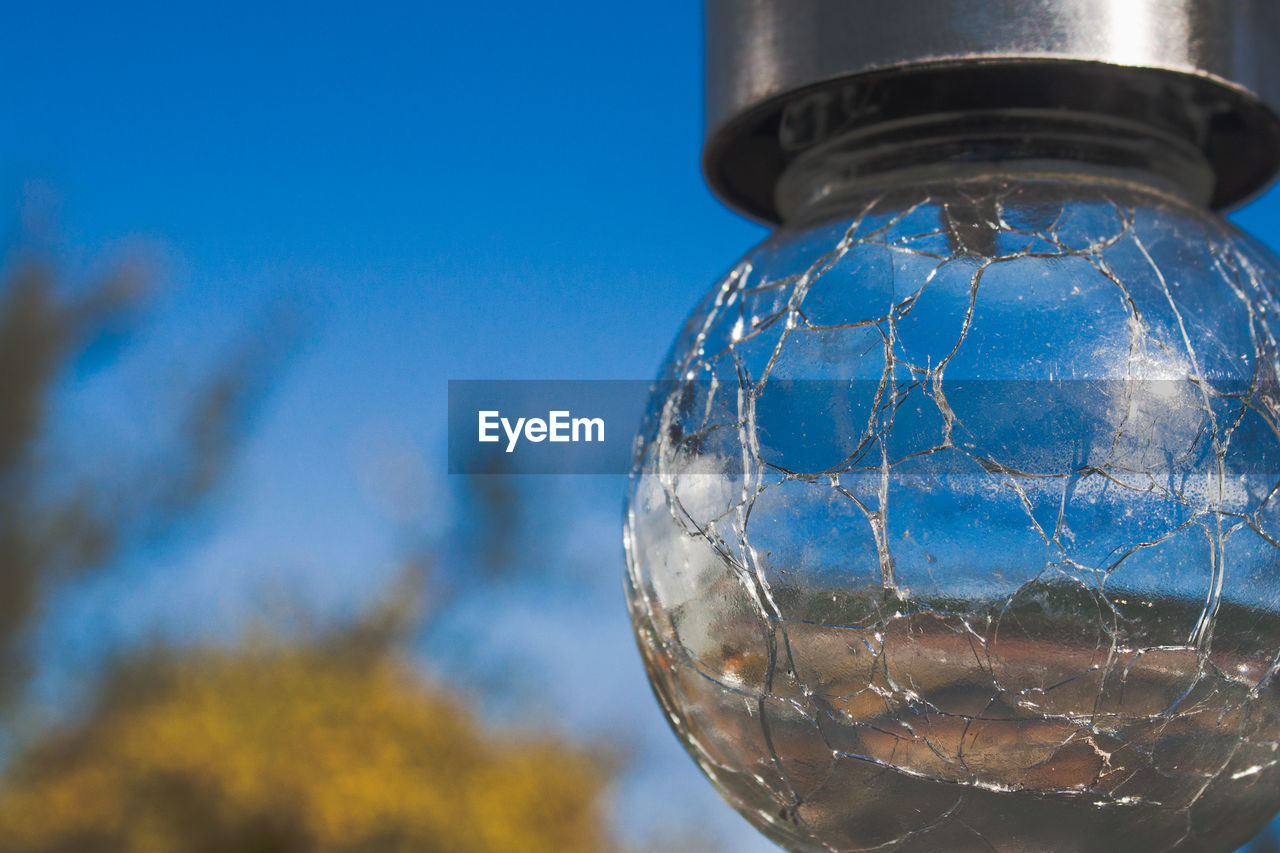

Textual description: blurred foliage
[0,621,611,852]
[0,252,628,852]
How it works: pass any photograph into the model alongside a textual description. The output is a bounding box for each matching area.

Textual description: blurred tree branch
[0,255,277,707]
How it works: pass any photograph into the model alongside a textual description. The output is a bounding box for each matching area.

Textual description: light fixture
[625,1,1280,850]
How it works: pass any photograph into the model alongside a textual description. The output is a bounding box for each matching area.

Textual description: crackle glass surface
[625,172,1280,852]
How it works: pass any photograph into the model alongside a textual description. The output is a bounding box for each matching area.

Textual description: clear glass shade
[625,169,1280,852]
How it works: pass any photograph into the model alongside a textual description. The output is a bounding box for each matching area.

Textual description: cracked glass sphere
[625,169,1280,852]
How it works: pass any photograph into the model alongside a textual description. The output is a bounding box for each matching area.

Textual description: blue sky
[7,2,1280,850]
[0,0,763,611]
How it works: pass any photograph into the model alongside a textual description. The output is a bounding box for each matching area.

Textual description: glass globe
[625,165,1280,852]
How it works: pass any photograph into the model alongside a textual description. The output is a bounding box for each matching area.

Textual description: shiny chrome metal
[705,0,1280,222]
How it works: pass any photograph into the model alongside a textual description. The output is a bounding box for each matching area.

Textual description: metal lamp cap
[705,0,1280,222]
